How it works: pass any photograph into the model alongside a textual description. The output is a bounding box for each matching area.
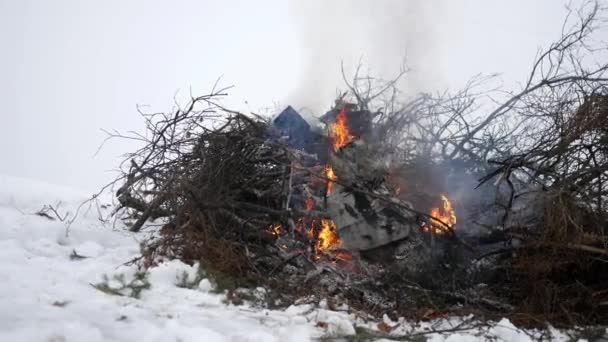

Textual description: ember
[270,223,282,236]
[304,197,315,211]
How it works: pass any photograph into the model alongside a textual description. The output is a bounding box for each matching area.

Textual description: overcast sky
[0,0,585,191]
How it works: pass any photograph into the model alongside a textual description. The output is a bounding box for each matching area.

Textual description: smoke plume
[287,0,444,115]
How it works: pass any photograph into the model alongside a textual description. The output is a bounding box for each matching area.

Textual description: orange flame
[270,223,281,236]
[290,217,347,261]
[325,165,337,195]
[295,217,343,259]
[316,218,341,253]
[426,194,456,234]
[330,107,355,151]
[292,105,353,261]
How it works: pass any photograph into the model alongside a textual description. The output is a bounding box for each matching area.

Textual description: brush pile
[105,1,608,330]
[114,95,308,277]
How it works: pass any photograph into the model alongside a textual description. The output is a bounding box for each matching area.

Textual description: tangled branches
[99,0,608,329]
[109,90,308,277]
[332,0,608,326]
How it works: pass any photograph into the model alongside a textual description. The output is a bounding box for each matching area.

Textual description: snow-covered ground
[0,174,590,341]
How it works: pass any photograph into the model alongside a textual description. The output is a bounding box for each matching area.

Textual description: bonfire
[106,2,608,331]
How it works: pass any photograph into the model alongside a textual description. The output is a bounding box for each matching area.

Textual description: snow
[0,174,590,341]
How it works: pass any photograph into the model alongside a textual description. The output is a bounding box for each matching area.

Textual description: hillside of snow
[0,174,586,341]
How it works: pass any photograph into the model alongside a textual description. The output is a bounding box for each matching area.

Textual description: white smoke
[287,0,444,115]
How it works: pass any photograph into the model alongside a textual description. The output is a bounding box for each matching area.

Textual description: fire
[330,107,355,151]
[317,106,351,256]
[294,217,343,259]
[270,223,281,236]
[427,194,456,234]
[291,105,352,261]
[325,165,337,195]
[278,218,341,260]
[316,218,341,253]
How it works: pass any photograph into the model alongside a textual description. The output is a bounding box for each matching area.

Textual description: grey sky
[0,0,581,191]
